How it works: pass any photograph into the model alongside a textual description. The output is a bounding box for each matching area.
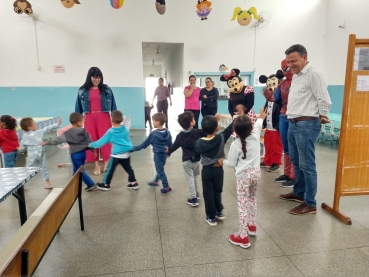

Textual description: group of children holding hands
[0,104,267,249]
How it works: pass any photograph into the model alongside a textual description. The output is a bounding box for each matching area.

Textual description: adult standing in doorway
[200,77,219,116]
[152,78,172,128]
[183,75,201,129]
[75,67,117,175]
[279,44,331,215]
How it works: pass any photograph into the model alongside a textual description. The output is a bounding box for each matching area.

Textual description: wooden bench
[0,167,84,277]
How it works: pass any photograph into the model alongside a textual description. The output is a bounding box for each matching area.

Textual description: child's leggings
[237,167,261,238]
[26,150,49,180]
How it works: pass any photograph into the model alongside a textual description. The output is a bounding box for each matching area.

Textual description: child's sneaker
[160,187,172,193]
[260,162,268,168]
[44,184,52,189]
[216,212,226,220]
[247,225,257,236]
[127,182,139,190]
[268,163,280,172]
[96,183,110,191]
[85,184,96,192]
[229,234,251,248]
[187,198,199,207]
[148,181,159,187]
[205,216,217,226]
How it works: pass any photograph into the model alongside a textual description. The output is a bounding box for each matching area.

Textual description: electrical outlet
[255,79,259,85]
[12,87,15,90]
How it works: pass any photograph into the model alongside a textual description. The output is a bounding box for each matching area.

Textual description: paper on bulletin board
[356,76,369,92]
[353,48,369,70]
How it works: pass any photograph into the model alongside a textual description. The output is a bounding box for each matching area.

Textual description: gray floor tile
[289,247,369,277]
[158,206,284,268]
[90,269,165,277]
[165,256,304,277]
[33,212,163,277]
[257,202,369,255]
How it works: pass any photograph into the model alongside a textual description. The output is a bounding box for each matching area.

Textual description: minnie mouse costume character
[259,70,284,172]
[263,60,295,187]
[220,68,257,124]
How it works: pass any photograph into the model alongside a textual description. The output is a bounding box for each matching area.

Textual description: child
[145,101,154,130]
[167,111,207,206]
[0,115,19,168]
[19,117,62,189]
[132,112,172,193]
[41,113,96,191]
[89,110,139,191]
[218,107,267,249]
[260,100,283,172]
[194,113,234,226]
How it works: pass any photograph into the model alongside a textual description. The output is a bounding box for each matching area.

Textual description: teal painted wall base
[0,85,343,130]
[0,87,146,129]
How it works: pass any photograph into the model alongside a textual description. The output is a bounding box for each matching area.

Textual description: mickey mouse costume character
[263,59,295,187]
[259,71,284,173]
[220,68,257,124]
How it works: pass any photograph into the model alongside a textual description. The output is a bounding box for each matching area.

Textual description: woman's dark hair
[189,75,196,81]
[0,115,17,130]
[205,77,212,82]
[233,115,253,159]
[80,67,107,91]
[158,77,164,82]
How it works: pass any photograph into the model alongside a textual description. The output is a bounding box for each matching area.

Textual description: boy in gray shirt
[41,112,96,191]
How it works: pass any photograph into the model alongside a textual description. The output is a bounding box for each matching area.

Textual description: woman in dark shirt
[200,77,219,117]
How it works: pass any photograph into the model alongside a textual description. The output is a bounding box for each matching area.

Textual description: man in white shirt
[279,44,331,215]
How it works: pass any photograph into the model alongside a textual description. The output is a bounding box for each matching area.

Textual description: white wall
[162,44,184,88]
[324,0,369,85]
[143,65,162,78]
[0,0,327,87]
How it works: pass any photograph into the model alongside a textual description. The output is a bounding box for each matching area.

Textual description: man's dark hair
[152,112,167,125]
[201,115,218,135]
[178,111,194,129]
[69,112,83,124]
[285,44,308,57]
[112,110,124,124]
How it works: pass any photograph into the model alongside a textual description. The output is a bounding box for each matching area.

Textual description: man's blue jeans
[288,118,321,207]
[279,114,290,154]
[71,151,95,187]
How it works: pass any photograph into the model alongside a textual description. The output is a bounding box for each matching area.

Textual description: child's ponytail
[241,138,247,159]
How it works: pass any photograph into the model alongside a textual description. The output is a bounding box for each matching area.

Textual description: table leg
[13,186,27,225]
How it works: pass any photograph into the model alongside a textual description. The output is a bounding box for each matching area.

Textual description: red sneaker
[229,234,251,248]
[248,225,256,236]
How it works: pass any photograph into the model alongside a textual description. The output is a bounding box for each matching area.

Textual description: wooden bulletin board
[322,34,369,225]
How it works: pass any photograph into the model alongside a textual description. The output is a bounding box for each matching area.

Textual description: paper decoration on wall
[219,64,228,72]
[110,0,124,9]
[61,0,80,9]
[155,0,166,15]
[231,7,259,26]
[13,0,33,15]
[196,0,212,21]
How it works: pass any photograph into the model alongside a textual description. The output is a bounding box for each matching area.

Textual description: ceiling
[142,42,181,65]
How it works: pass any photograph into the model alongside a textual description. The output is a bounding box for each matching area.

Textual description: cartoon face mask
[220,68,244,93]
[281,59,293,80]
[259,70,284,92]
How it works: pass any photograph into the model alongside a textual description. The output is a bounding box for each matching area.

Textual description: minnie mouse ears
[220,68,240,81]
[259,70,285,84]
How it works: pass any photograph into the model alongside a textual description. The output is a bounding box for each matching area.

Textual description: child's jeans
[237,167,261,238]
[153,152,169,188]
[71,150,95,187]
[183,160,200,199]
[4,150,18,168]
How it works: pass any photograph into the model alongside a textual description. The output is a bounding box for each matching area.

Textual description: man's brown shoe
[290,203,316,215]
[279,193,304,203]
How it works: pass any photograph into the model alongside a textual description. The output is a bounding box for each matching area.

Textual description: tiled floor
[1,129,369,277]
